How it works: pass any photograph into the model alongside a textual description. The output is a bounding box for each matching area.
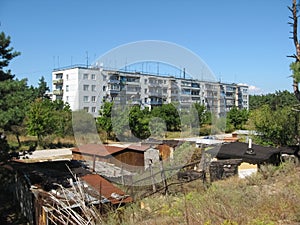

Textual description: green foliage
[26,98,72,147]
[290,61,300,83]
[26,98,55,145]
[0,79,40,149]
[111,104,132,141]
[226,106,249,131]
[0,32,21,81]
[97,101,114,138]
[151,103,181,132]
[249,90,298,110]
[249,105,297,146]
[129,106,151,139]
[36,76,50,98]
[97,102,212,141]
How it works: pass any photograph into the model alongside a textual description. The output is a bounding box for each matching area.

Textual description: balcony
[191,83,200,89]
[148,91,162,97]
[108,79,120,84]
[53,79,63,85]
[108,89,120,95]
[53,89,63,96]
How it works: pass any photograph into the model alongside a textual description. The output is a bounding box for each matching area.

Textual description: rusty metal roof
[81,174,133,204]
[72,144,126,157]
[13,160,133,205]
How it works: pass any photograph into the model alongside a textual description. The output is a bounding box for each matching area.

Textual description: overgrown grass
[103,163,300,225]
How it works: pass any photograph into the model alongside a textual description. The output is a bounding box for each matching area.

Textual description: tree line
[0,32,73,162]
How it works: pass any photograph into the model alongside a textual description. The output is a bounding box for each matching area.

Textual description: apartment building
[52,65,249,117]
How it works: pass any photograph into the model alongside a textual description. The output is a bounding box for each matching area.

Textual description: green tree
[52,100,73,138]
[26,98,57,146]
[36,76,50,98]
[249,90,298,110]
[249,105,297,146]
[26,98,72,147]
[226,106,248,131]
[0,32,20,81]
[97,101,114,139]
[129,105,151,139]
[0,79,37,147]
[151,103,181,131]
[193,103,210,126]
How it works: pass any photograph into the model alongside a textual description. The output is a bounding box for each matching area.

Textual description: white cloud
[238,83,264,95]
[248,85,264,95]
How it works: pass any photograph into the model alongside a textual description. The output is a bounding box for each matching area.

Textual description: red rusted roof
[81,174,133,204]
[72,144,126,157]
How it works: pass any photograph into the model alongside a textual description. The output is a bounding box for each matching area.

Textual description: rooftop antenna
[86,51,89,68]
[157,62,159,75]
[183,68,186,79]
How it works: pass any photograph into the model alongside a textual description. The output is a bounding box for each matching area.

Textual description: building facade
[52,65,249,117]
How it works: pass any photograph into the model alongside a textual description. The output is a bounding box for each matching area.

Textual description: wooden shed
[72,144,151,171]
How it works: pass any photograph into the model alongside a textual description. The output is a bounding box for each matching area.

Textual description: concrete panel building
[52,65,249,117]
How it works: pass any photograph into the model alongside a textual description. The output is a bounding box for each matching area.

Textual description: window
[103,75,107,81]
[83,107,89,112]
[91,74,96,80]
[66,96,69,101]
[103,86,106,91]
[66,74,69,80]
[83,85,89,91]
[91,96,96,102]
[144,79,147,84]
[56,73,63,79]
[144,88,147,94]
[66,85,69,92]
[91,85,96,91]
[91,107,96,113]
[83,96,89,102]
[83,74,88,80]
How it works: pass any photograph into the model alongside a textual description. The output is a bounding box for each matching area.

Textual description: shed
[12,160,133,225]
[207,142,281,165]
[72,144,151,171]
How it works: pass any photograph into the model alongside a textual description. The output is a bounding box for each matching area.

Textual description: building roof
[278,146,299,155]
[207,142,281,164]
[13,160,133,205]
[82,174,133,204]
[12,160,90,191]
[13,148,72,163]
[72,144,126,157]
[126,144,151,152]
[72,143,152,158]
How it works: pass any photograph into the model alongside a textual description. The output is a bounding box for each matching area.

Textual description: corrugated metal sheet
[81,174,133,204]
[72,144,126,157]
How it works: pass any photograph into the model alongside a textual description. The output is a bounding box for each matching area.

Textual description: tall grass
[103,163,300,225]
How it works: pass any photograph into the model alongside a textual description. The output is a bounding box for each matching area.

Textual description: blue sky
[0,0,295,94]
